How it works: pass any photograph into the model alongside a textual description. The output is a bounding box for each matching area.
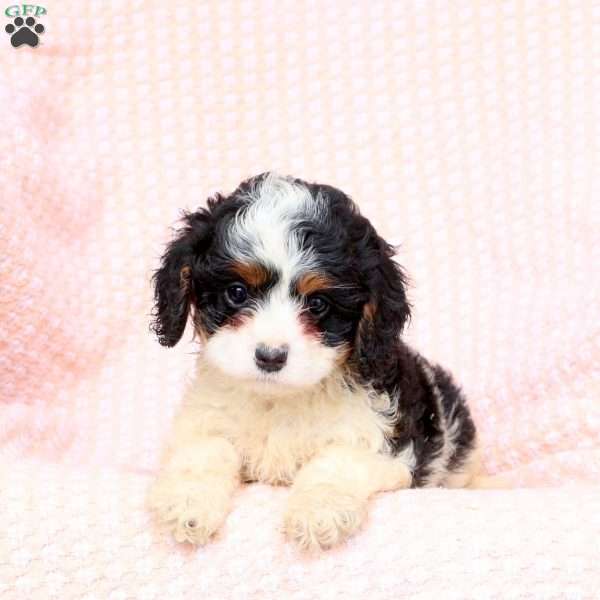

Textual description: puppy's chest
[214,395,388,485]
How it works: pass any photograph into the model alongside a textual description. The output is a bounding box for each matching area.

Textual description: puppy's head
[152,173,410,389]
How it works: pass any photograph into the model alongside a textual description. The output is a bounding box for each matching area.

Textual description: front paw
[147,475,231,545]
[283,484,367,551]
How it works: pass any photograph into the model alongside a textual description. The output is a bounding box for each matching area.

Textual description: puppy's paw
[147,475,231,545]
[283,484,367,551]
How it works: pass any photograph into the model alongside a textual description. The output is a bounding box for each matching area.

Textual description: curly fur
[148,173,480,551]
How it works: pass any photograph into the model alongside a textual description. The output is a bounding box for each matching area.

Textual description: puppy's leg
[283,446,411,551]
[148,436,241,545]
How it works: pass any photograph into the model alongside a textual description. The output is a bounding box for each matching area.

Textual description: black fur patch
[384,350,476,487]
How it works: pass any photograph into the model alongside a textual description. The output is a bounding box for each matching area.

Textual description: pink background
[1,1,599,598]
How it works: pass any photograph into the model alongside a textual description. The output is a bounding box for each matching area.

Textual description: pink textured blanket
[1,1,599,598]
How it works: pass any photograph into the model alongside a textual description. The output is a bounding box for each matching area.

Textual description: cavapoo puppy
[148,172,480,551]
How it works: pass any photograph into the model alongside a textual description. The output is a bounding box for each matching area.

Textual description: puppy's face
[152,173,410,390]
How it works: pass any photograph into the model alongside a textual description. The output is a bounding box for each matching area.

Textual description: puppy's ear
[151,209,213,347]
[354,223,411,385]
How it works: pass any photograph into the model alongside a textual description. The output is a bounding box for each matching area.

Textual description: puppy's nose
[255,343,289,373]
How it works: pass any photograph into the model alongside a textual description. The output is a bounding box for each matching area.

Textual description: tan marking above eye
[230,262,271,287]
[296,272,334,296]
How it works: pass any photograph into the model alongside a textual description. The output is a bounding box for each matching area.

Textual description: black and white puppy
[149,173,479,551]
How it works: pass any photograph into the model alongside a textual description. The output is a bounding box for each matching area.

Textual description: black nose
[255,343,289,373]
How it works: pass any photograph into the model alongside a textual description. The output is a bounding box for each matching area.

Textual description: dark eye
[307,295,329,317]
[225,283,248,307]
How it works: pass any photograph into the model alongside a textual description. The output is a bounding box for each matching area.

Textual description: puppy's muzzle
[255,343,289,373]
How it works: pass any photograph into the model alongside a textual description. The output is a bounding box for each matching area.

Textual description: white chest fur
[176,362,395,485]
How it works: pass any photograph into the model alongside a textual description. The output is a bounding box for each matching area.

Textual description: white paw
[283,485,367,551]
[147,475,231,545]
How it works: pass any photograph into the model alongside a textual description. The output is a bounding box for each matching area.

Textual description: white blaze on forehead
[227,173,326,281]
[204,174,339,387]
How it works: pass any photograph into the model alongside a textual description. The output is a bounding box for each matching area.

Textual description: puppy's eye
[307,295,329,317]
[225,283,248,307]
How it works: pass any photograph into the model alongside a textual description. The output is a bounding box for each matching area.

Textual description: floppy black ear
[151,209,213,347]
[354,224,411,387]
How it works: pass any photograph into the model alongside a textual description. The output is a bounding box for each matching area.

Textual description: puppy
[148,172,479,551]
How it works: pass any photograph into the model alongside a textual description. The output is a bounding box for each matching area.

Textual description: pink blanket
[1,1,599,598]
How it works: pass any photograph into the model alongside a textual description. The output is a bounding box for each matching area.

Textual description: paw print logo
[5,16,44,47]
